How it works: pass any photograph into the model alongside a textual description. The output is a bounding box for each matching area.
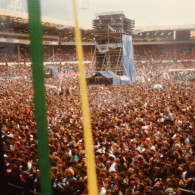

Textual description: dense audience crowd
[169,70,195,81]
[1,44,194,66]
[0,61,194,195]
[0,64,30,78]
[134,46,173,62]
[134,45,195,62]
[0,51,18,63]
[135,61,173,80]
[0,46,93,64]
[134,61,195,81]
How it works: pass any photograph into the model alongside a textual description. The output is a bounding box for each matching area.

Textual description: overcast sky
[1,0,195,28]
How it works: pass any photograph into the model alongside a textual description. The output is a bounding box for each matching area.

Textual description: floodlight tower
[7,0,25,13]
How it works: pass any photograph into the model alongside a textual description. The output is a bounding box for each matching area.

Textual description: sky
[1,0,195,28]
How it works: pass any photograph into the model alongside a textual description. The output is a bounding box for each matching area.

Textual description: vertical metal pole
[52,46,55,64]
[90,46,93,60]
[173,45,177,63]
[17,44,21,65]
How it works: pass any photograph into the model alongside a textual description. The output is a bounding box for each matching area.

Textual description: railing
[179,188,195,194]
[8,183,41,195]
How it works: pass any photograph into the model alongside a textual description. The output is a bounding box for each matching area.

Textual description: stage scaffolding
[93,11,135,75]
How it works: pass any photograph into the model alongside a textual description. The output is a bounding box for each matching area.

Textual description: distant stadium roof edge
[135,24,195,31]
[0,9,90,28]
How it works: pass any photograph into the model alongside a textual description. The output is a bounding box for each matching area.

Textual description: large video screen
[190,30,195,39]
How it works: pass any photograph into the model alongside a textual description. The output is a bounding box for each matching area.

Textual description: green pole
[27,1,52,195]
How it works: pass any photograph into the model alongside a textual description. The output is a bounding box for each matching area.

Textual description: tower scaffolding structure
[93,11,135,75]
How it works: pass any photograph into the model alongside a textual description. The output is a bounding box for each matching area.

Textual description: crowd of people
[135,61,173,80]
[134,46,174,62]
[1,43,194,69]
[0,60,194,195]
[0,45,93,65]
[0,64,30,78]
[134,45,195,62]
[169,70,195,81]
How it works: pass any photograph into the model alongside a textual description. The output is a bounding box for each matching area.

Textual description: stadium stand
[0,10,195,195]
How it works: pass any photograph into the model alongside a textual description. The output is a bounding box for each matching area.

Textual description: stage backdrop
[122,35,136,84]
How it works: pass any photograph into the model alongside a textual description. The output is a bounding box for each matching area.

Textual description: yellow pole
[72,0,98,195]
